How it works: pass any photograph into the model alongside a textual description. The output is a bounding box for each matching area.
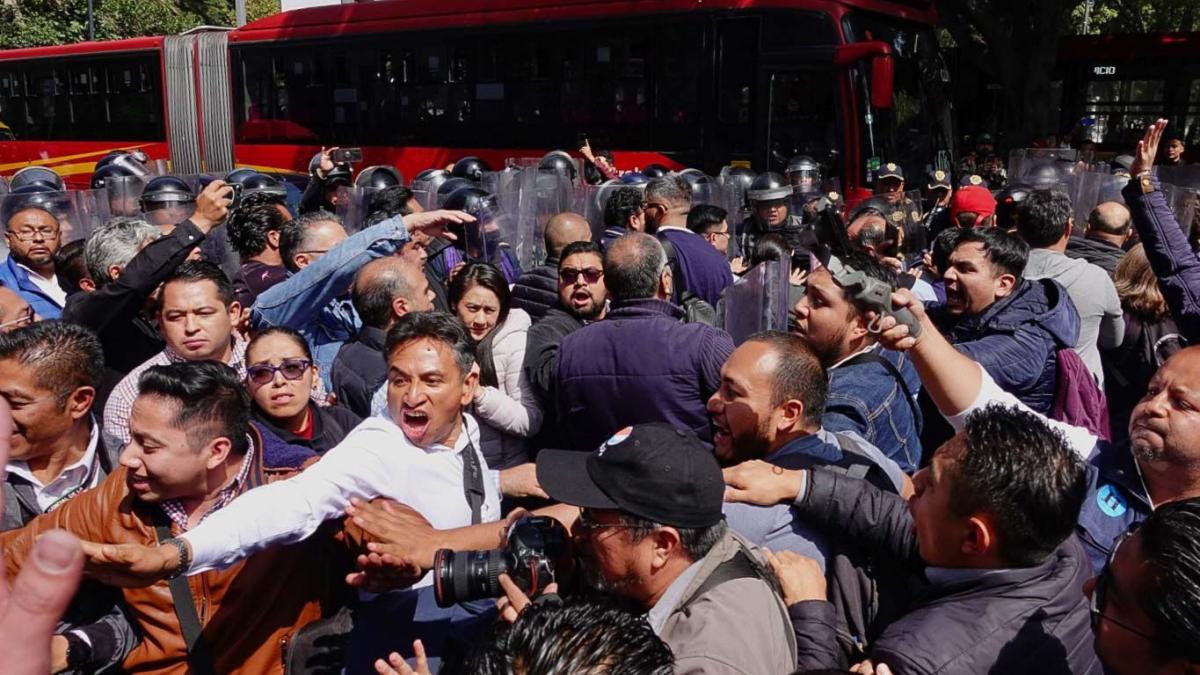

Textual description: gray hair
[280,209,344,273]
[645,176,692,209]
[604,232,667,301]
[84,217,161,287]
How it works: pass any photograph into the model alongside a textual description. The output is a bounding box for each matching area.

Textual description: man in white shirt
[0,320,136,673]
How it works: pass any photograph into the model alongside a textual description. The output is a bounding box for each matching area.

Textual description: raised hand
[1129,119,1169,177]
[192,179,234,233]
[402,210,473,242]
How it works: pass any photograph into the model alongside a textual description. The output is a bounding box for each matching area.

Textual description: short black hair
[384,311,475,380]
[745,331,828,426]
[1017,189,1073,248]
[951,404,1087,566]
[163,260,235,307]
[951,227,1028,280]
[52,239,89,295]
[0,321,104,405]
[280,210,342,273]
[687,204,728,236]
[137,360,251,456]
[603,187,644,230]
[559,240,604,265]
[834,249,898,312]
[228,203,288,259]
[750,234,790,268]
[366,185,418,226]
[1139,498,1200,663]
[464,595,674,674]
[246,326,312,362]
[448,262,511,327]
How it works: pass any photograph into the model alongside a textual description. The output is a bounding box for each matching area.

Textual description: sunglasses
[246,358,312,386]
[1090,527,1155,641]
[560,267,604,285]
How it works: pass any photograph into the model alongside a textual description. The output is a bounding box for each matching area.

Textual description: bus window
[653,21,703,151]
[718,18,756,157]
[764,69,838,171]
[1082,79,1164,148]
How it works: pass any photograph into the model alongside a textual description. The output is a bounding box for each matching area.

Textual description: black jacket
[510,259,559,322]
[796,469,1101,675]
[2,428,140,673]
[252,402,362,455]
[332,325,388,418]
[522,305,584,450]
[61,220,207,396]
[1066,234,1126,277]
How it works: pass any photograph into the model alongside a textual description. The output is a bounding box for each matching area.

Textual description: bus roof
[231,0,936,43]
[1060,32,1200,60]
[0,35,164,62]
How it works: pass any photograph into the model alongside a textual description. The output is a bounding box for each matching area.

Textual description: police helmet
[355,165,403,190]
[437,177,474,204]
[2,184,67,225]
[619,171,649,186]
[224,168,260,186]
[10,166,64,192]
[308,152,353,186]
[718,166,758,193]
[451,157,492,183]
[538,151,577,182]
[240,172,288,200]
[785,155,822,190]
[746,172,792,203]
[90,163,142,191]
[849,196,893,223]
[1024,161,1066,189]
[442,186,498,248]
[139,176,196,211]
[995,183,1033,227]
[643,164,670,179]
[412,169,451,200]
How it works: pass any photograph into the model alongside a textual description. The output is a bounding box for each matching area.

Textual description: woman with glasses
[449,262,542,469]
[244,326,361,456]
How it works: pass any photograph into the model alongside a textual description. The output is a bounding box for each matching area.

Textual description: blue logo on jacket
[1096,484,1128,518]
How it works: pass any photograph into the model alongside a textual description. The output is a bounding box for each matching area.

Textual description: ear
[294,253,310,270]
[227,300,243,321]
[391,295,409,320]
[266,229,281,249]
[846,310,871,342]
[203,436,234,471]
[961,515,994,558]
[651,526,683,570]
[773,398,807,435]
[66,386,96,421]
[79,277,96,293]
[994,272,1017,298]
[107,264,123,282]
[658,266,673,299]
[458,364,480,407]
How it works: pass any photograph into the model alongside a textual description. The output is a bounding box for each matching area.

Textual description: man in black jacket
[1066,201,1130,277]
[524,240,607,448]
[511,212,592,322]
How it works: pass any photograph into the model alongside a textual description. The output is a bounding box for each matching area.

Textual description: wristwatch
[160,536,192,579]
[63,631,93,670]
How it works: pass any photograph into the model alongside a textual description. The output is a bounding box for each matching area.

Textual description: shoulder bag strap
[149,511,217,675]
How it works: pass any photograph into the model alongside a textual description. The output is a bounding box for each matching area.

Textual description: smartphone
[577,132,589,148]
[331,147,363,164]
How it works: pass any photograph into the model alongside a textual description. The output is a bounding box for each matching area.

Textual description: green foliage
[1067,0,1200,35]
[0,0,281,49]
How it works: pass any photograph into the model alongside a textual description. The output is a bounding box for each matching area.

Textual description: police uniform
[875,163,923,251]
[924,169,953,242]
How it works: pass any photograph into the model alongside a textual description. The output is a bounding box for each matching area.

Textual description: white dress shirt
[6,421,102,511]
[182,413,501,588]
[16,262,66,307]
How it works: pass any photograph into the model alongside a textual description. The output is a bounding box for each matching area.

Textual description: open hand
[763,548,826,606]
[373,640,432,675]
[79,540,178,588]
[403,210,472,242]
[1129,119,1168,177]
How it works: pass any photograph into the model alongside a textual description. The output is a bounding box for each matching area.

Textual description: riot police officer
[740,171,815,256]
[300,147,354,214]
[873,163,923,253]
[140,176,196,229]
[784,155,822,197]
[924,168,954,241]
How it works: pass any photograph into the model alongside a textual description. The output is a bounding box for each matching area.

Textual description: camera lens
[433,548,510,607]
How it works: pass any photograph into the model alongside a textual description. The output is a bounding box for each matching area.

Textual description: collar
[647,558,705,634]
[164,335,248,369]
[6,418,101,489]
[764,431,842,466]
[15,262,55,284]
[924,566,1014,587]
[357,325,388,351]
[829,343,878,370]
[609,298,685,320]
[1091,441,1151,509]
[160,436,256,531]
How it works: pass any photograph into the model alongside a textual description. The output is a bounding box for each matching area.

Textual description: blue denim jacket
[1075,440,1150,575]
[251,216,410,388]
[824,346,924,473]
[0,254,63,319]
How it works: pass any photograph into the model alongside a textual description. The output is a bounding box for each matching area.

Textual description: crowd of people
[1,117,1200,675]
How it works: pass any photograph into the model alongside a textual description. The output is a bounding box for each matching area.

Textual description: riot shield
[102,175,147,218]
[1157,165,1200,190]
[690,179,726,209]
[721,259,791,346]
[717,167,754,233]
[572,182,609,242]
[1008,149,1078,191]
[1067,171,1129,229]
[0,188,99,255]
[334,185,382,234]
[1160,183,1199,235]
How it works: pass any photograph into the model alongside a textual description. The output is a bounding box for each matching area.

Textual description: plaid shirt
[161,437,256,531]
[102,337,248,452]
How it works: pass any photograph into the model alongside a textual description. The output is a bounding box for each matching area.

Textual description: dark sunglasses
[560,267,604,284]
[246,358,312,386]
[1091,527,1155,641]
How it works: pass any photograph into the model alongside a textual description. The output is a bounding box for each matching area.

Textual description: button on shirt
[5,421,102,512]
[181,414,501,588]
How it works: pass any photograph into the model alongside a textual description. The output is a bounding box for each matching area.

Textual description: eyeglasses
[246,358,312,386]
[1091,527,1156,641]
[7,227,59,242]
[0,305,34,331]
[575,509,635,536]
[560,267,604,284]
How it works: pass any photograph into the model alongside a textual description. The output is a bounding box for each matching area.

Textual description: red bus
[1058,32,1200,152]
[0,0,951,198]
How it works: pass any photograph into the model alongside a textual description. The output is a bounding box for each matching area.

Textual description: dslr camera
[433,516,568,607]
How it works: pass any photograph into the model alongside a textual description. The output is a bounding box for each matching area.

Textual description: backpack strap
[680,549,761,611]
[149,510,217,675]
[839,350,922,434]
[827,432,902,494]
[657,234,684,305]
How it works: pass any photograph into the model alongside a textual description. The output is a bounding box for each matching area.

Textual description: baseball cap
[926,169,952,191]
[536,424,725,529]
[950,185,997,224]
[875,162,904,181]
[958,174,986,188]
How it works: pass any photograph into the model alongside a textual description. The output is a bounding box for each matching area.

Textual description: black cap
[926,169,952,191]
[875,162,904,181]
[536,423,725,529]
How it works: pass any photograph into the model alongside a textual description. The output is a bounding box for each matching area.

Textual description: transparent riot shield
[102,175,147,218]
[572,183,609,242]
[1157,165,1200,191]
[449,190,526,281]
[1160,183,1199,235]
[717,167,754,233]
[0,189,86,260]
[720,259,791,346]
[334,185,381,234]
[1067,171,1129,229]
[1008,149,1078,190]
[68,189,111,245]
[690,180,726,209]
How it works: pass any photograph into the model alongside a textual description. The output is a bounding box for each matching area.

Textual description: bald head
[1087,201,1131,238]
[604,232,668,302]
[352,256,432,328]
[544,212,592,260]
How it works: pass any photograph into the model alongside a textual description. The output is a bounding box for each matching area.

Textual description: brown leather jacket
[0,428,341,674]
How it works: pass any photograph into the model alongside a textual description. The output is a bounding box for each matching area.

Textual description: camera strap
[462,437,486,525]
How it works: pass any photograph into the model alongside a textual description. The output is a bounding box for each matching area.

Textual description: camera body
[433,516,568,607]
[331,147,364,164]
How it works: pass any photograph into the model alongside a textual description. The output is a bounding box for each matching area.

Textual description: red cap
[950,185,997,225]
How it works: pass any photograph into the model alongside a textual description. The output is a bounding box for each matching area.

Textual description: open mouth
[399,408,431,439]
[127,474,152,492]
[571,290,592,307]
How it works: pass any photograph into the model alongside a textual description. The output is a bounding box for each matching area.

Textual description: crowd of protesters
[0,117,1199,675]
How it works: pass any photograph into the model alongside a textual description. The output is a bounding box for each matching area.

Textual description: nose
[118,444,141,470]
[706,391,723,415]
[272,368,287,386]
[183,313,199,333]
[1143,389,1170,417]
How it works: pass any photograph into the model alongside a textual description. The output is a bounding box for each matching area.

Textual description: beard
[798,323,852,369]
[577,552,642,598]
